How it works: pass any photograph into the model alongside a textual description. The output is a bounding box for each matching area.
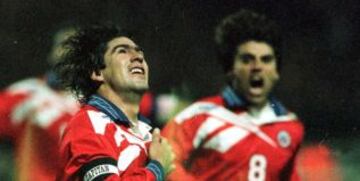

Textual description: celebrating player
[162,9,304,181]
[55,23,175,181]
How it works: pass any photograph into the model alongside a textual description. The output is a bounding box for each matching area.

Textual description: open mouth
[130,67,145,75]
[248,76,264,96]
[250,77,264,88]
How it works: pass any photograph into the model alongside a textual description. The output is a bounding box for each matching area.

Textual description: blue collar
[87,94,151,126]
[45,71,61,89]
[221,86,288,116]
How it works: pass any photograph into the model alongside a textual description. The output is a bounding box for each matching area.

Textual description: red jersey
[162,87,304,181]
[0,77,78,181]
[58,94,164,181]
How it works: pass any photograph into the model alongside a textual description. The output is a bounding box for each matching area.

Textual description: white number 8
[248,154,267,181]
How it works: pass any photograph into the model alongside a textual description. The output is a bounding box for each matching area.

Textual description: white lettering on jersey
[117,145,141,171]
[193,117,225,148]
[84,164,119,181]
[203,126,250,153]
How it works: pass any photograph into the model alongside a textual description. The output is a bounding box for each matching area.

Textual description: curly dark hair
[215,9,282,73]
[55,23,133,103]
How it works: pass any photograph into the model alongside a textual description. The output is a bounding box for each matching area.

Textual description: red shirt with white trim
[162,87,304,181]
[58,94,164,181]
[0,77,78,180]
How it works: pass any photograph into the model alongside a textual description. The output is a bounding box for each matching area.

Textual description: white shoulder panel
[174,102,217,124]
[11,78,67,127]
[87,110,112,135]
[203,126,250,153]
[193,117,225,148]
[7,78,45,94]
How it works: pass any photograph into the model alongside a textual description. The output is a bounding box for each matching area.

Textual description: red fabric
[58,105,157,181]
[0,92,27,141]
[0,78,78,181]
[296,144,342,181]
[162,95,304,181]
[139,92,154,119]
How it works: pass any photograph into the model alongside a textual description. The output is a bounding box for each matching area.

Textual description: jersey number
[248,154,267,181]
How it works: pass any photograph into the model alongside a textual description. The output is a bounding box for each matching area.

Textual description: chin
[247,96,267,108]
[132,85,149,94]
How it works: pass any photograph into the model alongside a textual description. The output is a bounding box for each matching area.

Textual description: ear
[91,70,104,82]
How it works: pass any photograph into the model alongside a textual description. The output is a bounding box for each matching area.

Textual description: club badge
[277,130,291,148]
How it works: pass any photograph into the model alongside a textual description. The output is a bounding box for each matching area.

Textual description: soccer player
[0,26,79,180]
[55,23,175,181]
[162,9,304,181]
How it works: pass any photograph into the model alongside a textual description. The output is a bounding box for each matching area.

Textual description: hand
[149,128,176,175]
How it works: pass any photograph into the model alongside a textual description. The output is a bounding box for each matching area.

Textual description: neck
[97,86,142,124]
[247,102,268,117]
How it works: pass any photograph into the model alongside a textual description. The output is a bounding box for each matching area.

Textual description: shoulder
[288,114,305,134]
[198,94,225,106]
[6,78,46,94]
[174,95,224,124]
[276,111,305,143]
[5,78,63,103]
[65,106,111,135]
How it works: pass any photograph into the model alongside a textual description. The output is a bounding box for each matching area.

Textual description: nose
[130,52,144,63]
[129,49,144,63]
[250,59,262,72]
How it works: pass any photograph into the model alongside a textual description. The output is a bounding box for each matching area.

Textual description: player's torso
[183,105,303,181]
[3,78,79,180]
[76,108,153,173]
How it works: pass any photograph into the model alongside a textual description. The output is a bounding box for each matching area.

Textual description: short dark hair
[55,22,132,103]
[215,9,282,73]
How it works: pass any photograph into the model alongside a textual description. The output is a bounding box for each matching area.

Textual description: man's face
[231,40,279,107]
[100,36,149,94]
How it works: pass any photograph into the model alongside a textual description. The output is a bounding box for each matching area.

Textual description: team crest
[277,130,291,148]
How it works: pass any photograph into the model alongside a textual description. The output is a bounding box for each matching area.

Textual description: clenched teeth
[130,67,144,74]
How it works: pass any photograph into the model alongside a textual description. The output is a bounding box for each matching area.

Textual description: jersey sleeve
[0,91,28,140]
[58,111,163,181]
[0,79,78,142]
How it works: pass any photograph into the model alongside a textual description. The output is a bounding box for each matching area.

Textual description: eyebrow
[238,53,255,58]
[238,53,275,59]
[110,44,142,54]
[111,44,131,54]
[261,54,275,60]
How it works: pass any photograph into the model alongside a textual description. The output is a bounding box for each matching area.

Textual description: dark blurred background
[1,0,359,140]
[0,0,359,180]
[0,0,359,145]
